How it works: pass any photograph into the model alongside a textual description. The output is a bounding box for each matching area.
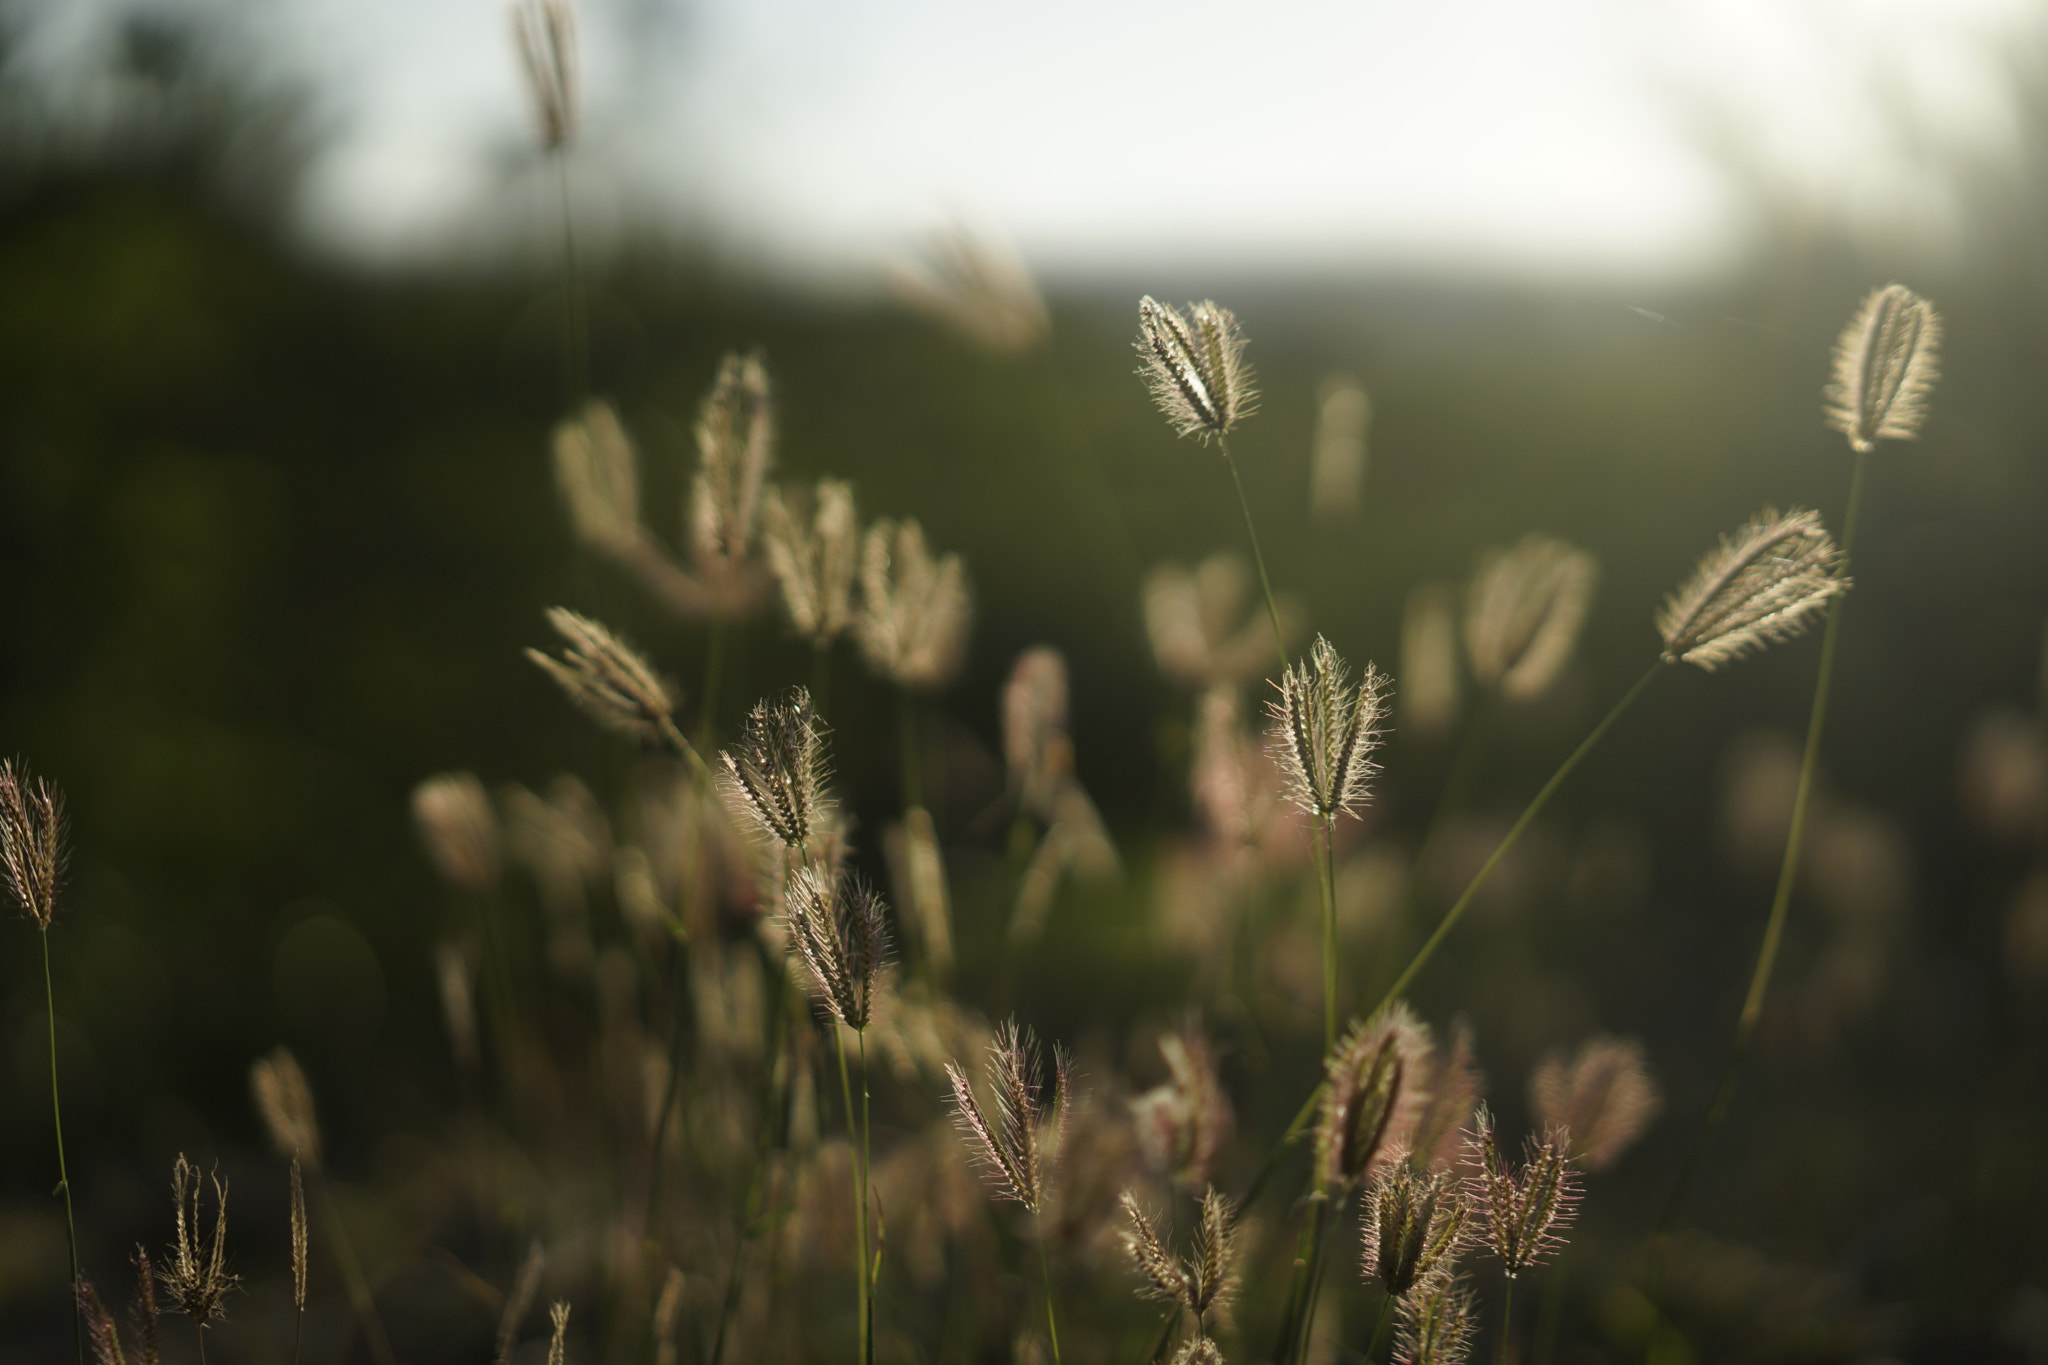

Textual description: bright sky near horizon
[12,0,2033,281]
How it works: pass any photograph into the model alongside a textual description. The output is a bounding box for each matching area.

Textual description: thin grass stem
[1365,1290,1395,1365]
[554,147,588,404]
[1036,1220,1063,1365]
[1657,446,1871,1233]
[41,928,80,1365]
[834,1028,871,1365]
[313,1173,399,1365]
[1318,815,1339,1052]
[1217,435,1290,676]
[1497,1276,1516,1365]
[1370,659,1666,1018]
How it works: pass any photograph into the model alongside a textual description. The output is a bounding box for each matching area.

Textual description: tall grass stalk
[1036,1220,1063,1365]
[1656,448,1870,1232]
[834,1027,874,1365]
[41,927,81,1365]
[1216,435,1290,677]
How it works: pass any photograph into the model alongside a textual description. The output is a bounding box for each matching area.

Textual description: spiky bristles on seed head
[1529,1035,1662,1171]
[250,1046,324,1171]
[763,478,859,646]
[527,607,677,742]
[76,1278,127,1365]
[718,687,833,852]
[552,399,640,554]
[1464,535,1598,701]
[1361,1165,1473,1299]
[548,1302,571,1365]
[1135,297,1257,441]
[691,352,775,571]
[1825,283,1942,453]
[1404,1017,1485,1176]
[0,758,65,929]
[1268,636,1390,822]
[1130,1026,1234,1190]
[945,1017,1073,1213]
[510,0,577,150]
[1466,1107,1580,1276]
[1656,508,1847,671]
[163,1155,238,1328]
[784,862,889,1031]
[858,517,973,691]
[1173,1340,1225,1365]
[1317,1003,1432,1191]
[411,771,500,895]
[288,1159,308,1312]
[1117,1188,1240,1326]
[1394,1274,1476,1365]
[132,1248,163,1362]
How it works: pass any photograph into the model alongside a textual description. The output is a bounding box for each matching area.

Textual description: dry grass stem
[527,607,678,742]
[1824,283,1942,453]
[1317,1004,1430,1191]
[1463,535,1597,701]
[1657,508,1847,670]
[763,478,860,646]
[1529,1035,1662,1171]
[1269,635,1390,822]
[251,1047,324,1171]
[0,757,66,928]
[858,518,972,690]
[1467,1109,1578,1276]
[1135,297,1256,441]
[945,1019,1073,1213]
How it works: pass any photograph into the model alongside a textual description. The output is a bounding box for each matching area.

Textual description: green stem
[1293,1202,1334,1365]
[1497,1277,1516,1365]
[1370,659,1666,1017]
[1236,1082,1323,1214]
[1657,446,1870,1233]
[195,1324,209,1365]
[555,146,588,404]
[1036,1221,1063,1365]
[657,716,717,787]
[1318,815,1339,1052]
[836,1029,871,1365]
[1144,1311,1181,1364]
[810,643,832,722]
[1366,1291,1395,1365]
[313,1174,398,1365]
[1218,436,1291,677]
[42,929,80,1365]
[860,1030,876,1365]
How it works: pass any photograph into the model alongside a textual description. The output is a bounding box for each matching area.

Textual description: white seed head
[527,607,676,742]
[690,353,775,574]
[1268,635,1390,822]
[1657,508,1847,671]
[552,400,640,554]
[762,478,859,645]
[887,224,1050,355]
[1135,296,1257,441]
[1529,1035,1662,1171]
[1824,283,1942,453]
[857,517,973,690]
[1464,535,1598,701]
[412,771,501,895]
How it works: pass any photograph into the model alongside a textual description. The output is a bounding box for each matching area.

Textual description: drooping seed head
[858,517,973,691]
[888,224,1051,355]
[1825,283,1942,454]
[1361,1165,1473,1299]
[1269,635,1390,822]
[1135,296,1257,441]
[0,758,66,929]
[411,771,501,895]
[552,399,640,555]
[1130,1026,1234,1190]
[784,862,889,1031]
[1464,535,1598,701]
[1394,1274,1476,1365]
[1656,508,1847,671]
[1529,1035,1662,1171]
[1403,1017,1485,1176]
[510,0,577,151]
[945,1018,1073,1213]
[250,1046,324,1172]
[718,687,833,852]
[1317,1003,1431,1191]
[527,607,677,742]
[1466,1107,1580,1276]
[163,1155,239,1329]
[762,478,859,646]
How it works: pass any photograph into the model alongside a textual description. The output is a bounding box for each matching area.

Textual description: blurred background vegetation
[3,4,2048,1363]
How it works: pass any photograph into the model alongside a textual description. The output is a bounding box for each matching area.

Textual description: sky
[6,0,2034,283]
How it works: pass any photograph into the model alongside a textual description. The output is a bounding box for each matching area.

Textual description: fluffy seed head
[1269,636,1390,822]
[1394,1275,1476,1365]
[887,224,1050,355]
[1464,535,1598,701]
[1318,1003,1432,1191]
[510,0,577,150]
[250,1046,323,1172]
[762,478,859,646]
[163,1155,238,1329]
[1361,1165,1473,1300]
[719,688,833,852]
[1529,1035,1662,1171]
[1117,1188,1239,1325]
[1144,554,1301,688]
[1130,1026,1234,1190]
[1656,508,1847,671]
[527,607,677,742]
[784,862,890,1031]
[1467,1107,1580,1276]
[691,353,775,575]
[412,771,501,895]
[552,400,639,554]
[945,1018,1073,1213]
[0,758,65,929]
[1825,283,1942,453]
[1135,296,1256,441]
[858,518,973,691]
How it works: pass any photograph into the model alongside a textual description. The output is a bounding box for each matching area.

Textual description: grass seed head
[411,771,501,895]
[1529,1034,1662,1171]
[288,1159,308,1312]
[1394,1274,1476,1365]
[945,1018,1073,1213]
[1144,554,1301,689]
[1401,583,1462,737]
[763,478,859,646]
[1004,646,1073,822]
[1361,1165,1472,1299]
[1467,1107,1580,1276]
[784,862,890,1031]
[527,607,677,742]
[1269,636,1390,822]
[888,224,1050,355]
[0,758,66,929]
[548,1302,571,1365]
[1825,283,1942,453]
[719,687,833,853]
[1318,1003,1431,1191]
[1464,535,1598,701]
[1135,296,1256,441]
[858,517,973,691]
[1130,1026,1234,1190]
[510,0,577,151]
[691,353,775,572]
[163,1155,238,1330]
[552,399,640,554]
[1404,1017,1485,1176]
[250,1046,323,1171]
[1657,508,1847,671]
